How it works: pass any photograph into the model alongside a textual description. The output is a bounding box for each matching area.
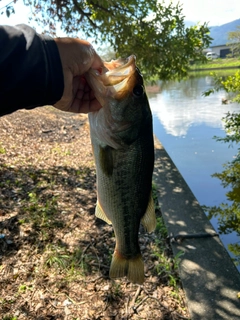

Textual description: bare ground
[0,107,190,320]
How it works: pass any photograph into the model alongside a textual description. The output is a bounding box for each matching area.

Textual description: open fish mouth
[86,55,146,150]
[102,55,136,85]
[85,55,139,104]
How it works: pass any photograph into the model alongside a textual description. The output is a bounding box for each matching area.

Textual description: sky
[1,0,240,35]
[171,0,240,26]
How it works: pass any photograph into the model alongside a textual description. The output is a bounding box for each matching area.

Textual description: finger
[74,39,104,75]
[69,77,102,113]
[91,52,104,70]
[70,96,102,113]
[76,39,104,70]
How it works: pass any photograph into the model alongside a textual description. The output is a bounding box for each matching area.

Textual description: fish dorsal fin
[141,195,156,232]
[95,201,112,225]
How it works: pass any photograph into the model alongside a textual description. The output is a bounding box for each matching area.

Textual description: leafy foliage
[206,159,240,265]
[207,111,240,236]
[0,1,15,18]
[227,25,240,57]
[214,112,240,147]
[4,0,211,80]
[203,70,240,266]
[203,71,240,103]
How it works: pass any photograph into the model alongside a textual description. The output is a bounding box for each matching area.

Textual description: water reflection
[148,71,240,271]
[204,155,240,266]
[205,111,240,267]
[149,74,240,137]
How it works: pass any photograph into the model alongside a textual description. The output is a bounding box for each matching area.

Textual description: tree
[205,151,240,267]
[203,72,240,267]
[0,0,14,17]
[2,0,211,80]
[204,71,240,104]
[227,25,240,57]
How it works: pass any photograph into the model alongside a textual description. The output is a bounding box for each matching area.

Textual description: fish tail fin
[109,251,144,285]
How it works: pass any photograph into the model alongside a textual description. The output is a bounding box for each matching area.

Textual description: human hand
[53,38,103,113]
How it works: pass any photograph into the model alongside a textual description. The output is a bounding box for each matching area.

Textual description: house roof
[210,44,229,48]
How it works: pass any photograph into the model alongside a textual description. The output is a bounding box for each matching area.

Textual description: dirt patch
[0,107,189,319]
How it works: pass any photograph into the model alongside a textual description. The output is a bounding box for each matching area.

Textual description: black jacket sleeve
[0,24,64,116]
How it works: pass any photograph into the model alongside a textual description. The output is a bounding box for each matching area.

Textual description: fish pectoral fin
[95,201,112,225]
[109,251,144,285]
[141,195,156,233]
[99,145,114,176]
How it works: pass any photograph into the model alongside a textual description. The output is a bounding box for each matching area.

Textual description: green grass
[152,182,184,294]
[152,217,183,288]
[190,57,240,70]
[0,143,6,154]
[43,244,93,277]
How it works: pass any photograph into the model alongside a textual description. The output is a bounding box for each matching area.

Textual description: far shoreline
[190,65,240,72]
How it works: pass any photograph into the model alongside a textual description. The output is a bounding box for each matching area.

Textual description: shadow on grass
[0,162,113,275]
[0,160,187,319]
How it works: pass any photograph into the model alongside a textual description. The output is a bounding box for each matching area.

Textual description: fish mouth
[86,55,140,106]
[102,55,136,86]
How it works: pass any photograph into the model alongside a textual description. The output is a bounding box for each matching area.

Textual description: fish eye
[133,84,144,98]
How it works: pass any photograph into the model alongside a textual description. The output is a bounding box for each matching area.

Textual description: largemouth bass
[86,55,156,284]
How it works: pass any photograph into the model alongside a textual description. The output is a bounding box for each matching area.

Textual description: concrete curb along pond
[153,137,240,320]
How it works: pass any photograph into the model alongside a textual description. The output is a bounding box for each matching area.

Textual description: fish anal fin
[141,195,156,233]
[109,251,144,285]
[95,201,112,225]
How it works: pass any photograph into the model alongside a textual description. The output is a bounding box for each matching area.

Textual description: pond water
[148,70,240,272]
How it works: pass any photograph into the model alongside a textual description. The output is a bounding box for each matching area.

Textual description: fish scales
[93,133,153,255]
[86,55,156,284]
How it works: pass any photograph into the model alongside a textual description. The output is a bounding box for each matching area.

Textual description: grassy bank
[0,108,189,320]
[190,57,240,71]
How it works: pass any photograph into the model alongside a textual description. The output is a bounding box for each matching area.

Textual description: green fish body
[86,56,156,284]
